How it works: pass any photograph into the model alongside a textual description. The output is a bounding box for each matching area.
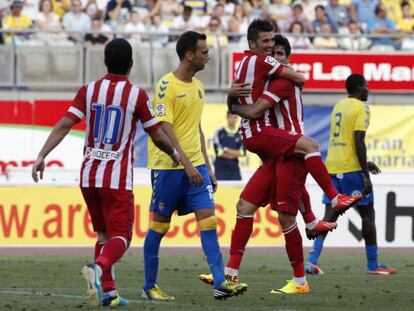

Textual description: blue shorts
[322,171,374,206]
[150,164,215,216]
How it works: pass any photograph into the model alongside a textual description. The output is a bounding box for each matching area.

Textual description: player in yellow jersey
[306,74,397,276]
[142,31,247,301]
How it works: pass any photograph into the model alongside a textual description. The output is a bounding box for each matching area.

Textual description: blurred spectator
[245,0,266,21]
[149,0,181,27]
[23,0,40,20]
[294,0,328,22]
[312,5,338,33]
[181,0,208,16]
[123,9,146,44]
[325,0,350,31]
[397,1,414,33]
[338,20,371,50]
[51,0,71,20]
[215,0,235,16]
[0,3,6,44]
[380,0,413,23]
[84,17,108,46]
[227,16,243,44]
[84,0,102,19]
[105,0,132,30]
[286,21,312,49]
[284,2,312,33]
[148,13,168,46]
[350,0,378,29]
[367,3,400,50]
[267,0,291,26]
[171,5,197,32]
[313,22,339,48]
[62,0,91,42]
[232,3,249,33]
[35,0,64,43]
[213,111,245,181]
[3,0,32,44]
[206,15,228,48]
[211,3,229,29]
[401,25,414,50]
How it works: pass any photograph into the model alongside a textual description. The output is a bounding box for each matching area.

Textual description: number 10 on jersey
[92,103,124,145]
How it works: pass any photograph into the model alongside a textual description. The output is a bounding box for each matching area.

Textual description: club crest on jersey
[264,56,278,67]
[156,103,166,116]
[147,100,155,116]
[158,202,165,211]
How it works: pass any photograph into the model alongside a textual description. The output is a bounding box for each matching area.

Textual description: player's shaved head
[176,31,207,60]
[346,74,368,101]
[247,19,273,41]
[104,38,133,75]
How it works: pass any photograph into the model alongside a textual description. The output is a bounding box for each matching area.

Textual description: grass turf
[0,250,412,310]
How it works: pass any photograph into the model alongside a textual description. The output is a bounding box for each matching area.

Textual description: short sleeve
[65,86,87,123]
[152,79,175,125]
[260,56,283,78]
[136,89,160,133]
[260,79,293,105]
[354,103,369,132]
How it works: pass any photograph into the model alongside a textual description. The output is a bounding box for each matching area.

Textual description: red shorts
[242,127,302,162]
[81,187,134,239]
[240,160,276,207]
[273,157,309,215]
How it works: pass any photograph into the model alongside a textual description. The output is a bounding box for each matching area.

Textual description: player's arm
[32,116,76,182]
[161,122,204,186]
[226,82,252,113]
[149,128,180,167]
[231,98,272,119]
[278,66,306,86]
[354,130,372,195]
[200,125,217,192]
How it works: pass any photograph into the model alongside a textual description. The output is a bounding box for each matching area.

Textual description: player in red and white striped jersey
[32,39,179,307]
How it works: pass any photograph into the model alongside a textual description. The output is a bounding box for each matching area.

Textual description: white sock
[331,194,340,207]
[306,219,320,230]
[224,267,239,276]
[293,276,307,286]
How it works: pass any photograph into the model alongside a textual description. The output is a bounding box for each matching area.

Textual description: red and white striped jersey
[260,78,305,135]
[65,74,159,191]
[234,50,283,139]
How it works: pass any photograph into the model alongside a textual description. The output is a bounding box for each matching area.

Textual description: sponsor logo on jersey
[147,100,155,116]
[85,147,120,161]
[156,103,166,116]
[264,56,279,67]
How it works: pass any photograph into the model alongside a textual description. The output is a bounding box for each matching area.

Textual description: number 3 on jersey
[333,112,342,137]
[92,103,124,145]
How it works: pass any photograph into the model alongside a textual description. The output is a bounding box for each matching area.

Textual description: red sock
[227,216,254,270]
[95,242,116,292]
[283,223,305,278]
[304,152,338,200]
[300,190,316,224]
[96,237,127,273]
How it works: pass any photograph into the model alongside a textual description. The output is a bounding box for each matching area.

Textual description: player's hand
[31,156,45,183]
[169,149,180,167]
[368,161,381,175]
[209,170,218,192]
[362,174,373,196]
[228,82,252,98]
[185,164,204,187]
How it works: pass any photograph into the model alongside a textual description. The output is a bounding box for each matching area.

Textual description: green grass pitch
[0,249,413,310]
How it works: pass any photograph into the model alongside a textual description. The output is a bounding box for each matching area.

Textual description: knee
[278,212,295,229]
[149,221,171,235]
[236,199,256,216]
[198,215,217,231]
[305,137,320,153]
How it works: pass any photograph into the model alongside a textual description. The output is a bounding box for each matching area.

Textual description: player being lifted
[305,74,397,276]
[142,31,247,301]
[31,38,180,306]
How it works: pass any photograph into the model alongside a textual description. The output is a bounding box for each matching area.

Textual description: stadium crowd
[0,0,414,49]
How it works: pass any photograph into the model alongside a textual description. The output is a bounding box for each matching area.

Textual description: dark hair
[346,74,366,94]
[273,34,291,57]
[374,4,384,15]
[289,21,304,33]
[104,38,132,75]
[315,5,325,11]
[176,31,207,60]
[247,19,274,41]
[401,1,410,9]
[183,5,193,13]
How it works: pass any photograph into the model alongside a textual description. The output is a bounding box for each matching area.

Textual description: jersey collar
[103,73,129,81]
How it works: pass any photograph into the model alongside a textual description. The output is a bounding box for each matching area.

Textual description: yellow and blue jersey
[325,97,370,174]
[148,72,206,170]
